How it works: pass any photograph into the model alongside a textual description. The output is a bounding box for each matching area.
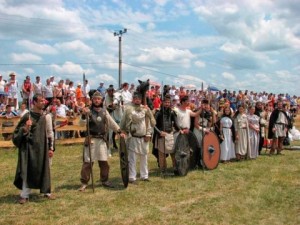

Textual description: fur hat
[92,91,102,98]
[133,92,142,99]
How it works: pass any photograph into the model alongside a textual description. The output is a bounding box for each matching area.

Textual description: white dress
[247,114,260,159]
[220,117,236,161]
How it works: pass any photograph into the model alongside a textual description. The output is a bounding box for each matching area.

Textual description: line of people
[10,80,296,204]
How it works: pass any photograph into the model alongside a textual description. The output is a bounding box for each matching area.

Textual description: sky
[0,0,299,95]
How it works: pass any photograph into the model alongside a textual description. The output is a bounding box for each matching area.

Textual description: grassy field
[0,141,299,225]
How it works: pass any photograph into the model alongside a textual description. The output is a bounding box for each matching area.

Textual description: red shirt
[153,97,161,109]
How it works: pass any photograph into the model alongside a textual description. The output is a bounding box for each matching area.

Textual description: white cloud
[222,72,235,80]
[11,53,42,63]
[49,61,94,76]
[136,47,195,68]
[194,60,206,68]
[23,68,35,74]
[54,40,93,54]
[220,42,244,54]
[154,0,169,6]
[275,70,293,79]
[146,22,156,30]
[16,40,58,55]
[254,73,271,82]
[94,74,117,86]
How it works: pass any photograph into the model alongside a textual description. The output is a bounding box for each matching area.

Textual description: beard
[92,102,102,108]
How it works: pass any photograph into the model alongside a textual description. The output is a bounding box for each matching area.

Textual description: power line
[0,62,117,66]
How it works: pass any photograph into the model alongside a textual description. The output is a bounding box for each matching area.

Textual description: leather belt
[131,135,146,138]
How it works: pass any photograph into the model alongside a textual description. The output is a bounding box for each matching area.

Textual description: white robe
[247,114,260,159]
[220,117,235,161]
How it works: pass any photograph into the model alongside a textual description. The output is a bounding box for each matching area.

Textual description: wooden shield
[174,133,190,176]
[119,137,129,188]
[202,131,220,170]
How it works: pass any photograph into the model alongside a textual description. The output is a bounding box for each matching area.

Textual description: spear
[200,82,205,172]
[83,73,94,193]
[161,81,166,178]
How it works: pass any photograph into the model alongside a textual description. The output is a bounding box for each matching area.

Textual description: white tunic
[220,117,235,161]
[247,114,260,159]
[274,111,288,138]
[234,114,250,156]
[175,108,192,129]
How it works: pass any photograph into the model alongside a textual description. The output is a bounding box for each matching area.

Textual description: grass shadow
[0,193,45,204]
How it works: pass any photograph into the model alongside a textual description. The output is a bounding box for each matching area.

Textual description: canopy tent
[207,86,220,92]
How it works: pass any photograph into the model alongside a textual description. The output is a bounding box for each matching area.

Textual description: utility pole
[114,28,127,89]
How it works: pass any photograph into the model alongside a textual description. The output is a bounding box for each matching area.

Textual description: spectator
[42,79,54,109]
[21,76,32,106]
[18,102,29,118]
[97,82,106,97]
[120,82,132,106]
[76,83,83,101]
[6,72,19,109]
[1,104,19,140]
[32,76,43,95]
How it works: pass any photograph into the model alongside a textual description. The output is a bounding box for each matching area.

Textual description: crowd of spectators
[0,72,299,144]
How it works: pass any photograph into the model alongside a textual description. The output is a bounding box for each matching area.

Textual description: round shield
[119,136,129,188]
[202,131,220,170]
[174,133,190,176]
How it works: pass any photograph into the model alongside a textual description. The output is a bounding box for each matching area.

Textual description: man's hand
[48,150,54,158]
[82,107,90,115]
[119,132,126,138]
[160,131,167,137]
[144,136,151,142]
[23,118,32,133]
[180,128,189,134]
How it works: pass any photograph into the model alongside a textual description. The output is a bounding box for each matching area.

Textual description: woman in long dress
[234,105,250,160]
[247,106,260,159]
[219,107,236,162]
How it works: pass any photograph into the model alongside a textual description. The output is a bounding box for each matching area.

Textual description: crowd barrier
[0,116,86,148]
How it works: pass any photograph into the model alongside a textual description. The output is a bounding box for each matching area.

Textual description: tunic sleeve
[45,114,54,150]
[106,110,120,133]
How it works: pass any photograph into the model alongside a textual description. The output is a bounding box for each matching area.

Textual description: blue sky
[0,0,299,95]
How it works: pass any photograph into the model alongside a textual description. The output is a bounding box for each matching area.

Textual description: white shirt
[56,104,69,118]
[82,84,91,98]
[121,90,132,105]
[42,84,54,98]
[0,80,6,92]
[18,109,29,118]
[33,82,43,95]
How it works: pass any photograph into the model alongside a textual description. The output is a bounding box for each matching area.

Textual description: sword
[154,126,162,134]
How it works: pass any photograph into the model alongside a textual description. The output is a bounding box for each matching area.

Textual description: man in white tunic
[268,101,289,155]
[120,92,156,184]
[120,82,132,107]
[79,91,125,191]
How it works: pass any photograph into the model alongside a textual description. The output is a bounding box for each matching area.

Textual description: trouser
[128,151,148,181]
[270,137,284,154]
[158,151,175,171]
[80,161,109,184]
[258,135,264,154]
[20,179,51,198]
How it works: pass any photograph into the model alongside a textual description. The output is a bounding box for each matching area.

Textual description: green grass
[0,143,299,225]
